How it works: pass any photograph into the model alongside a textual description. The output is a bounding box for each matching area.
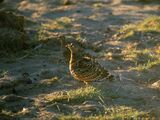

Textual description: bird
[66,43,114,83]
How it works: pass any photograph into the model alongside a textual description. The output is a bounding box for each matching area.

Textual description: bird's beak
[65,44,69,48]
[65,43,73,48]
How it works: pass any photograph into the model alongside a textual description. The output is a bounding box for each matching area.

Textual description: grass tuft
[115,16,160,71]
[119,16,160,35]
[42,17,74,30]
[44,86,100,103]
[59,106,150,120]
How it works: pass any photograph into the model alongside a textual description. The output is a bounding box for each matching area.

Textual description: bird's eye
[70,43,73,46]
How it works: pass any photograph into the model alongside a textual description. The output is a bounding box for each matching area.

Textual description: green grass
[132,59,160,71]
[42,17,74,30]
[122,46,160,70]
[59,106,149,120]
[122,46,160,71]
[118,16,160,39]
[115,16,160,71]
[38,17,75,42]
[126,48,160,71]
[117,16,160,41]
[44,86,100,103]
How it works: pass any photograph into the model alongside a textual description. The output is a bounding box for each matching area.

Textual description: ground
[0,0,160,119]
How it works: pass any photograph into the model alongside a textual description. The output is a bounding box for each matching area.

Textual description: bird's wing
[73,56,101,80]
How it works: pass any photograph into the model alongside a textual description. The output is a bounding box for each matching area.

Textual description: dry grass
[44,86,100,103]
[116,16,160,71]
[59,106,150,120]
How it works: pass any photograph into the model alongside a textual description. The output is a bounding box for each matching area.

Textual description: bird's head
[66,43,79,53]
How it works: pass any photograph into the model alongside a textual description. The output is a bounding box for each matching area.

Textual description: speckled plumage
[66,43,114,82]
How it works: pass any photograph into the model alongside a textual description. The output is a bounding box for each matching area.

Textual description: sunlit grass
[104,106,147,119]
[44,86,100,103]
[59,106,149,120]
[41,17,74,30]
[115,16,160,71]
[37,17,81,43]
[118,16,160,40]
[138,16,160,32]
[122,46,137,61]
[117,16,160,43]
[123,46,160,71]
[120,16,160,33]
[38,17,74,41]
[132,59,160,71]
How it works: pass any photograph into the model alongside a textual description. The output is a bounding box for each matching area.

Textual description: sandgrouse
[66,43,114,82]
